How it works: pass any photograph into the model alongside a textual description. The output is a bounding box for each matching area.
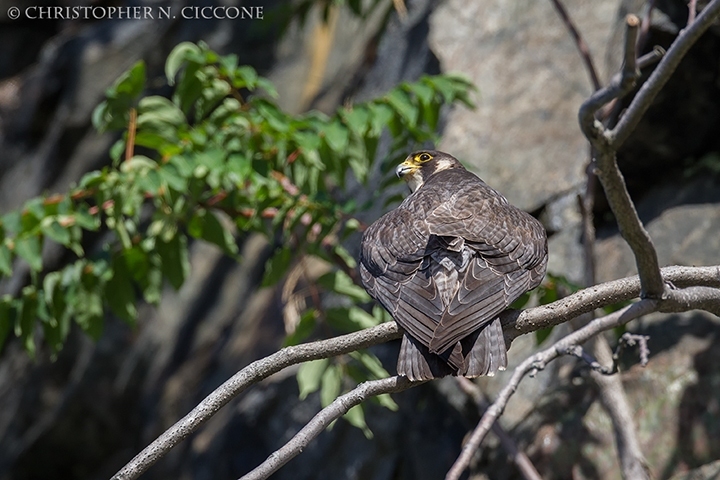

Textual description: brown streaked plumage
[359,150,548,381]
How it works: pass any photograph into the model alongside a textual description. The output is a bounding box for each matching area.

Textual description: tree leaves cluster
[0,41,474,431]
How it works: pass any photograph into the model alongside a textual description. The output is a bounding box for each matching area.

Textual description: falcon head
[396,150,463,192]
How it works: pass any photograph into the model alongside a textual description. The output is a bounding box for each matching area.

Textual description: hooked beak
[395,159,417,178]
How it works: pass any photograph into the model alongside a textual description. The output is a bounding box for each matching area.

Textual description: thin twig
[578,15,643,143]
[455,378,543,480]
[240,376,419,480]
[125,108,137,162]
[614,332,651,367]
[549,0,602,91]
[636,0,657,54]
[558,345,614,374]
[688,0,698,25]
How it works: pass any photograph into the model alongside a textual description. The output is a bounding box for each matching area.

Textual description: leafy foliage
[0,41,473,432]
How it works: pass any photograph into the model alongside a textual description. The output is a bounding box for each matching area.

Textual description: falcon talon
[360,150,548,381]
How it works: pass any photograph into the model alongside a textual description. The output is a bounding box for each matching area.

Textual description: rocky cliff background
[0,0,719,479]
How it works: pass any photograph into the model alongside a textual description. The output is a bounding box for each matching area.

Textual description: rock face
[429,0,617,212]
[1,0,720,479]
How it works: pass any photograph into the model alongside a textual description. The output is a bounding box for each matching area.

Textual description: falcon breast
[359,150,548,381]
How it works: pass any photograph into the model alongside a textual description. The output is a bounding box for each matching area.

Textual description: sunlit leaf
[297,358,329,400]
[344,404,373,439]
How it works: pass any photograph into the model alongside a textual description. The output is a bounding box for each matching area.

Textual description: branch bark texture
[240,376,418,480]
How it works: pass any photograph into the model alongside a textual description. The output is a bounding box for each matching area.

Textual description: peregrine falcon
[359,151,548,381]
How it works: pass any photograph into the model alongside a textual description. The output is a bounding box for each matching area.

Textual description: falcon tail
[397,318,507,381]
[459,317,508,377]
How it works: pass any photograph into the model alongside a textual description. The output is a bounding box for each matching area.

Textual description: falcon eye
[419,153,432,162]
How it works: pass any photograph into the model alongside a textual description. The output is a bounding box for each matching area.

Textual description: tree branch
[504,265,720,339]
[578,15,642,143]
[455,377,543,480]
[448,284,720,480]
[549,0,602,91]
[111,322,402,480]
[576,13,667,298]
[240,376,419,480]
[112,266,719,480]
[447,300,659,480]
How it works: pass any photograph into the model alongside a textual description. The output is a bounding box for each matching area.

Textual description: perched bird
[359,151,548,381]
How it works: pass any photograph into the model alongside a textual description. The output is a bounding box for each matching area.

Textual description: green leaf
[158,163,188,192]
[297,358,329,400]
[0,296,13,353]
[188,209,238,256]
[320,363,342,407]
[262,247,292,287]
[0,243,12,276]
[17,286,38,356]
[510,291,531,309]
[106,253,138,324]
[372,304,393,324]
[317,270,370,302]
[157,233,190,290]
[342,106,369,137]
[73,208,101,231]
[43,271,70,344]
[325,306,378,333]
[367,103,394,136]
[93,61,146,132]
[332,244,357,269]
[535,326,554,346]
[284,309,318,346]
[138,96,186,126]
[75,282,104,340]
[15,236,42,272]
[41,218,71,246]
[385,89,418,125]
[374,393,399,411]
[406,81,434,107]
[235,65,258,89]
[166,42,202,86]
[350,350,390,379]
[344,405,373,439]
[323,121,349,153]
[114,60,146,98]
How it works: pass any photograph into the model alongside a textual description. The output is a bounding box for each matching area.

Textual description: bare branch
[448,282,720,480]
[504,265,720,340]
[447,300,659,480]
[111,322,402,480]
[661,285,720,315]
[615,332,651,367]
[549,0,602,90]
[688,0,698,26]
[610,0,720,147]
[455,378,543,480]
[557,345,615,374]
[591,338,651,480]
[240,376,419,480]
[578,14,642,143]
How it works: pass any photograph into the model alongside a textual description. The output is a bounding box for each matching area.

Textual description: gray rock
[429,0,618,211]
